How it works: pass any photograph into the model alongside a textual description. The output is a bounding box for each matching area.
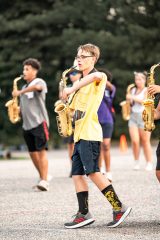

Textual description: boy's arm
[154,101,160,120]
[148,84,160,120]
[62,72,106,100]
[12,84,43,97]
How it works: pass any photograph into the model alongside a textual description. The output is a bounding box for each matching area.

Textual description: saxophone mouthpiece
[20,74,24,78]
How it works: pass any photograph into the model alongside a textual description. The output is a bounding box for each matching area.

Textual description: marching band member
[126,72,153,171]
[61,43,131,229]
[12,58,50,191]
[98,69,116,182]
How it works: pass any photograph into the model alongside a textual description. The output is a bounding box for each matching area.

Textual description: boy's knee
[72,175,84,180]
[88,172,100,178]
[102,143,110,151]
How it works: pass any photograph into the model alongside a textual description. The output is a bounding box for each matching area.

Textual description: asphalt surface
[0,145,159,240]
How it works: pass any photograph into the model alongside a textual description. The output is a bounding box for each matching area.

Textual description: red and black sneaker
[64,212,95,229]
[107,205,132,228]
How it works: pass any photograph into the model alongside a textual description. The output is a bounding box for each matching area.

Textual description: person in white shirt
[126,72,153,171]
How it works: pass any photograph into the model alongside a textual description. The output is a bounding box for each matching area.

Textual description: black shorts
[156,141,160,170]
[100,122,114,138]
[63,134,74,144]
[23,122,49,152]
[72,140,100,176]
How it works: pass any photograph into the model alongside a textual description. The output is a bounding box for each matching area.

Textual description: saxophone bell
[120,84,135,121]
[54,66,74,137]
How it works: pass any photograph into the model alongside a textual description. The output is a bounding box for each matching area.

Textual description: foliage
[0,0,160,146]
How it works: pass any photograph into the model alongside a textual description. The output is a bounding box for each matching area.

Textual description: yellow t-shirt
[69,73,107,143]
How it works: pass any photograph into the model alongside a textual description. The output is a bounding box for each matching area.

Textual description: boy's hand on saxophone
[61,80,79,100]
[61,87,72,101]
[12,90,21,97]
[148,84,160,95]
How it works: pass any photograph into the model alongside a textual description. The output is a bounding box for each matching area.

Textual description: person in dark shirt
[65,66,82,177]
[98,69,116,182]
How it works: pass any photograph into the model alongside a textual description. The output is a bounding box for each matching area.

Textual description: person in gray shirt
[12,58,51,191]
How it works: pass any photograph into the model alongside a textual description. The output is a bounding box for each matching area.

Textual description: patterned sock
[101,185,122,211]
[76,191,88,215]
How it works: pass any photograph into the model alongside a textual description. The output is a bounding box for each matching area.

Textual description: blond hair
[134,72,147,81]
[77,43,100,63]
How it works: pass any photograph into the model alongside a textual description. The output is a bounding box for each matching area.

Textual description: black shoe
[107,205,132,228]
[64,212,95,229]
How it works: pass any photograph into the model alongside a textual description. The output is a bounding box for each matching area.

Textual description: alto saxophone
[54,66,76,137]
[142,63,160,131]
[5,75,23,124]
[120,83,135,121]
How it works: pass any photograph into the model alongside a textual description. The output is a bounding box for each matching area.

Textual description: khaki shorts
[128,112,144,129]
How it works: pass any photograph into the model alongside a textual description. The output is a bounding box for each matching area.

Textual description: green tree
[0,0,160,146]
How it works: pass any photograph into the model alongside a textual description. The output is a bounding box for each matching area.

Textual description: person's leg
[29,151,40,174]
[23,130,41,175]
[36,149,49,191]
[102,138,111,177]
[89,172,131,227]
[68,143,74,162]
[68,142,74,177]
[73,175,88,193]
[73,175,89,214]
[37,149,48,180]
[129,126,140,169]
[71,142,89,214]
[156,170,160,182]
[139,129,153,168]
[64,142,94,229]
[23,125,49,191]
[156,142,160,182]
[89,172,112,189]
[98,143,105,174]
[99,123,113,178]
[102,138,111,172]
[82,140,131,226]
[87,140,131,227]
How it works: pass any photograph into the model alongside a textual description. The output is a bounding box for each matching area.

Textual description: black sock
[101,185,122,211]
[76,191,88,215]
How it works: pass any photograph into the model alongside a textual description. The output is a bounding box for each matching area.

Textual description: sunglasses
[70,71,80,76]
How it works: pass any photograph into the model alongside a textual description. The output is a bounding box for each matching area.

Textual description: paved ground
[0,145,159,240]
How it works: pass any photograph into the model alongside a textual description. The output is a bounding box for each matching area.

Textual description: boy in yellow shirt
[62,43,132,229]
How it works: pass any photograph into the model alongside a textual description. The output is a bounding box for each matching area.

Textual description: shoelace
[72,212,84,219]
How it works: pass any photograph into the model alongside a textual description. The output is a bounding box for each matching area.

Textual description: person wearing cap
[61,43,131,229]
[126,72,153,171]
[65,66,82,177]
[98,69,116,182]
[12,58,51,191]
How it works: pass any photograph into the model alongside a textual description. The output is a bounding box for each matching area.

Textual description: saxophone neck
[150,63,160,74]
[148,63,160,85]
[147,63,160,87]
[61,65,77,85]
[13,75,23,91]
[59,66,77,97]
[147,63,160,99]
[126,83,135,94]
